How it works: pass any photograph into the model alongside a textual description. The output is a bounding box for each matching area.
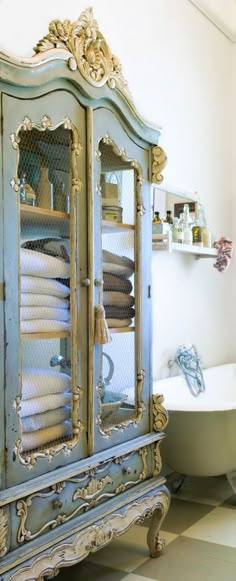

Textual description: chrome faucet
[50,355,71,369]
[175,344,205,397]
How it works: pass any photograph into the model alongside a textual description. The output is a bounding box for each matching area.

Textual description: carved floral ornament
[153,394,169,432]
[34,7,131,100]
[152,145,167,184]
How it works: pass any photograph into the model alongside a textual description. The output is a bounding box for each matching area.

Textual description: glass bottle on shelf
[192,207,203,246]
[54,181,66,212]
[183,220,193,245]
[198,203,211,248]
[19,172,36,206]
[177,214,184,243]
[153,211,162,223]
[165,210,173,224]
[36,165,53,210]
[172,217,179,242]
[182,204,192,245]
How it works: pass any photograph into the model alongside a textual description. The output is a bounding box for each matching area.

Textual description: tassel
[94,304,112,344]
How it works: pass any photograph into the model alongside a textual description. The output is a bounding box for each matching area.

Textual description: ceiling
[190,0,236,41]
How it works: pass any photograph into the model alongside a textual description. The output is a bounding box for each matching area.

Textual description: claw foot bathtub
[153,363,236,478]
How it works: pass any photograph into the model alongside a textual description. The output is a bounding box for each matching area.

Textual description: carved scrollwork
[73,476,112,502]
[153,442,162,476]
[11,487,170,580]
[0,509,8,558]
[152,145,167,184]
[34,8,131,101]
[10,115,82,195]
[153,394,169,432]
[114,447,148,494]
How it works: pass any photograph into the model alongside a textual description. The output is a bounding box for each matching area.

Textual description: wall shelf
[102,220,135,233]
[152,232,218,258]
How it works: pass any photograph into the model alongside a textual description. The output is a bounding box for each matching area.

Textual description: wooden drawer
[11,444,157,547]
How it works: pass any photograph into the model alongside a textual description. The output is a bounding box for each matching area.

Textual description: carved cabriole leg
[147,488,170,557]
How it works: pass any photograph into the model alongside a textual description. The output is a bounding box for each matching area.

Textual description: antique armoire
[0,8,169,579]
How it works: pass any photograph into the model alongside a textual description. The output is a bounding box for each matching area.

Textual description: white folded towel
[20,307,70,322]
[21,319,70,333]
[19,392,71,417]
[20,248,70,279]
[21,406,71,432]
[22,369,71,400]
[21,420,72,451]
[103,291,135,307]
[21,276,69,298]
[21,293,69,309]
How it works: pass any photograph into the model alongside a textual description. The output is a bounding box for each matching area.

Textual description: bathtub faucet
[175,344,205,397]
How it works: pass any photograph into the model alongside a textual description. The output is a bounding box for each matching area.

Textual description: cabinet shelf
[20,204,69,225]
[102,220,134,233]
[21,331,70,340]
[152,232,218,258]
[109,326,135,334]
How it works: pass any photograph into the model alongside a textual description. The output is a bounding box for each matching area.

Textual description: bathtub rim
[153,362,236,413]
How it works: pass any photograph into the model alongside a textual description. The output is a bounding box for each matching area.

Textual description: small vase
[36,166,53,209]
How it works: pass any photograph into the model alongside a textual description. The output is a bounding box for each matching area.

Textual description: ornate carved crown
[34,7,131,98]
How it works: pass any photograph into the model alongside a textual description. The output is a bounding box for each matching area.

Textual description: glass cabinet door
[3,92,87,486]
[92,108,152,452]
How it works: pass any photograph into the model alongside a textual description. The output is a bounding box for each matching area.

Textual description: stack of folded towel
[19,368,72,451]
[20,240,70,333]
[103,250,135,328]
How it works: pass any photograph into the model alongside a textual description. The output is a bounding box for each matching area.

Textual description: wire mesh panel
[97,140,140,431]
[18,125,77,455]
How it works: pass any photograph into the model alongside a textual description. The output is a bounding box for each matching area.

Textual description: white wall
[0,0,234,378]
[232,45,236,364]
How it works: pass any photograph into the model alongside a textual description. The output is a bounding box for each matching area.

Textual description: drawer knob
[81,278,91,286]
[53,499,63,509]
[122,467,132,475]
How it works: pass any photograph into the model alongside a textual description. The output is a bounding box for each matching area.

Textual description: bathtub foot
[168,472,186,494]
[147,486,170,558]
[226,471,236,494]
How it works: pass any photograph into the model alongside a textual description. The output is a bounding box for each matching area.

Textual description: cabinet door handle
[81,278,91,286]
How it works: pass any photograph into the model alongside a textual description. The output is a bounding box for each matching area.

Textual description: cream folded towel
[21,406,71,432]
[21,293,69,309]
[20,248,70,279]
[20,307,70,322]
[21,420,72,451]
[103,291,135,307]
[103,262,134,278]
[21,276,70,298]
[19,392,71,417]
[21,319,70,333]
[106,318,132,328]
[22,368,71,400]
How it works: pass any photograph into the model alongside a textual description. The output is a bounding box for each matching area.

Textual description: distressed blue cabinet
[0,8,170,579]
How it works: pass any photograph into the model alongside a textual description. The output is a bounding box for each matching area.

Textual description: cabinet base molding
[4,483,170,580]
